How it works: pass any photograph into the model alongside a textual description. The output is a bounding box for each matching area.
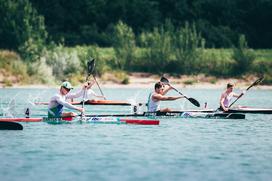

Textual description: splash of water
[126,90,147,114]
[0,97,16,117]
[25,90,49,117]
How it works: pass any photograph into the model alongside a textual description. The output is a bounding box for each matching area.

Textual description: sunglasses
[63,87,71,92]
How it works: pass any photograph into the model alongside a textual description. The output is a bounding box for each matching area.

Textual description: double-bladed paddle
[160,76,200,107]
[228,76,264,108]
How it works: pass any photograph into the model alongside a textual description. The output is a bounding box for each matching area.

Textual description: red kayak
[0,118,42,122]
[0,117,73,122]
[0,117,159,125]
[120,119,159,125]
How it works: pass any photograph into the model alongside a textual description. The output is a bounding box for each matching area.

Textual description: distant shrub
[0,50,29,84]
[209,78,217,84]
[232,35,256,75]
[139,21,204,74]
[19,38,47,63]
[26,57,55,84]
[42,45,81,81]
[114,71,130,84]
[121,77,130,84]
[101,71,130,84]
[113,21,136,70]
[262,73,272,85]
[173,22,205,74]
[251,59,272,75]
[3,78,12,87]
[183,79,196,85]
[200,49,234,77]
[77,45,109,77]
[140,20,175,73]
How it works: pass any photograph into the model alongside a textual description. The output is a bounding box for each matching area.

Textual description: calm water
[0,88,272,181]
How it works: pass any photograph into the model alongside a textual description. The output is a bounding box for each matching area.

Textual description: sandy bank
[2,73,271,90]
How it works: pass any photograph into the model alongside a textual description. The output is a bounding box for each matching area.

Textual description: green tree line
[1,0,272,49]
[0,0,271,86]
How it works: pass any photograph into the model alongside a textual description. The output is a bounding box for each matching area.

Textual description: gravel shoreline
[2,74,271,90]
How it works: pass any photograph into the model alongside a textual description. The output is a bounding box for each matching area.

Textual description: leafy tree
[113,21,136,70]
[141,20,174,73]
[0,0,47,56]
[232,35,255,75]
[174,22,205,74]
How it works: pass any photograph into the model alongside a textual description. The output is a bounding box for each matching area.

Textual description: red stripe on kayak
[0,117,159,124]
[0,117,74,122]
[0,118,42,122]
[62,117,73,121]
[120,119,160,125]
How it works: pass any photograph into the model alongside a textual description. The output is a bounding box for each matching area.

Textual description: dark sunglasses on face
[63,87,71,92]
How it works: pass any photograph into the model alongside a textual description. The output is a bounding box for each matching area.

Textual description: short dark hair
[155,82,163,90]
[227,83,234,88]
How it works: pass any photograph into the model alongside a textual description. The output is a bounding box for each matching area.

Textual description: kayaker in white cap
[48,81,85,118]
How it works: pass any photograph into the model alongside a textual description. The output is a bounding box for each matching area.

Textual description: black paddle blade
[253,76,264,86]
[160,76,169,84]
[246,76,264,91]
[188,97,200,107]
[87,58,95,75]
[0,121,23,130]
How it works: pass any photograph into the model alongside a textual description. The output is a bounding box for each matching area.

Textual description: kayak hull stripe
[0,117,159,125]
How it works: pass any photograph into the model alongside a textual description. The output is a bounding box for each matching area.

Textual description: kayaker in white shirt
[83,80,106,101]
[48,81,85,118]
[147,82,184,112]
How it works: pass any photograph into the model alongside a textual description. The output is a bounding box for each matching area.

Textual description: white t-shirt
[147,92,160,112]
[83,89,99,101]
[48,89,84,110]
[222,92,234,107]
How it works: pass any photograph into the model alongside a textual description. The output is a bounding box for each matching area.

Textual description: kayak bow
[0,121,23,130]
[226,107,272,114]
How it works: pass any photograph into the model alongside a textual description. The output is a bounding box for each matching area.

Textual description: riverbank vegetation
[0,0,271,86]
[1,44,272,86]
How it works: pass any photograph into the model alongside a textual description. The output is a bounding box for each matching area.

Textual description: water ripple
[1,88,272,181]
